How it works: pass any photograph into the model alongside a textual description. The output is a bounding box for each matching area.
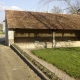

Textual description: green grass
[32,47,80,80]
[0,31,5,34]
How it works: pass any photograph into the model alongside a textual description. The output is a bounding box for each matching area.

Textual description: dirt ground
[0,35,41,80]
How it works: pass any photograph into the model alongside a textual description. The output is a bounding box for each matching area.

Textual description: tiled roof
[5,10,80,30]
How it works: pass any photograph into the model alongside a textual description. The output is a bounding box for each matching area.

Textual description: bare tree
[51,6,62,14]
[68,0,80,14]
[39,0,77,13]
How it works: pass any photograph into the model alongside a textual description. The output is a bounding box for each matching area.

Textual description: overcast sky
[0,0,69,23]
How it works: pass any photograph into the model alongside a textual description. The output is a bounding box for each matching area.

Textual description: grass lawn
[0,31,5,34]
[32,47,80,80]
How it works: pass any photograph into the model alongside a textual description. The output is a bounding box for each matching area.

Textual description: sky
[0,0,70,23]
[0,0,41,23]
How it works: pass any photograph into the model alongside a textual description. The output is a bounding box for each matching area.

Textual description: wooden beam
[52,31,55,48]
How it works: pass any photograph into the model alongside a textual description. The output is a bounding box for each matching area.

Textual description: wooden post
[52,31,55,48]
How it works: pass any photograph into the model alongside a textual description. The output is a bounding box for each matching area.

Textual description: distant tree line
[0,23,2,30]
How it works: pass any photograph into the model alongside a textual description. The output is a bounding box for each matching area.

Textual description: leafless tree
[39,0,77,13]
[51,6,62,14]
[68,0,80,14]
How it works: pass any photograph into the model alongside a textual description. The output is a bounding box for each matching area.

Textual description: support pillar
[52,31,55,48]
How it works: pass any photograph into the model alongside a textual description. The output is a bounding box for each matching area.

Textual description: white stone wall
[55,41,80,47]
[16,41,80,49]
[8,30,14,40]
[16,42,45,49]
[45,41,80,48]
[8,30,14,46]
[5,22,14,46]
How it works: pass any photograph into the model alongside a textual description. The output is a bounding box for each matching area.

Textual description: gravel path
[23,49,76,80]
[0,44,41,80]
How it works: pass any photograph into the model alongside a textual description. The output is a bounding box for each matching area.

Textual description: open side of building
[5,10,80,49]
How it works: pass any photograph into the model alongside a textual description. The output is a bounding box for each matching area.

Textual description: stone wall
[8,30,14,46]
[16,41,80,49]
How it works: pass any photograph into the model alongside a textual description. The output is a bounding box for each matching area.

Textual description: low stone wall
[16,41,80,49]
[10,44,50,80]
[46,41,80,48]
[55,41,80,47]
[16,42,46,49]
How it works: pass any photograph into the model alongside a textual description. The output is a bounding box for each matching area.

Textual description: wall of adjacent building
[5,20,8,45]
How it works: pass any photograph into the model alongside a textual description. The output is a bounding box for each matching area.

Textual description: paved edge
[10,45,50,80]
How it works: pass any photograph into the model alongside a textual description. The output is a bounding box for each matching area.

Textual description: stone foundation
[9,39,14,46]
[16,41,80,49]
[55,41,80,47]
